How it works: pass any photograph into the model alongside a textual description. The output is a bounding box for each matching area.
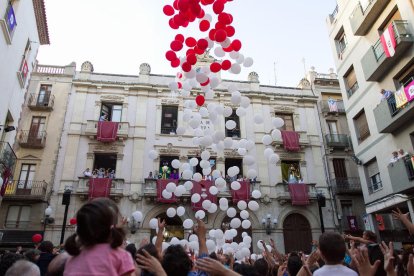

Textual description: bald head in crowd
[5,260,40,276]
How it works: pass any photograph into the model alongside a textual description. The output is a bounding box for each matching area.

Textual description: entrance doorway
[150,213,184,242]
[283,213,312,253]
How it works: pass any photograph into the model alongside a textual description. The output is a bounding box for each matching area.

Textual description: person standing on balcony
[398,148,409,159]
[390,151,399,164]
[99,114,108,122]
[380,89,393,101]
[83,168,92,178]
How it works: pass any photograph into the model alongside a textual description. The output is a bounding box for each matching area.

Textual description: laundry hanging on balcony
[347,216,359,231]
[380,24,397,58]
[97,121,119,142]
[281,131,300,152]
[288,183,309,205]
[0,168,12,197]
[191,180,217,211]
[231,181,250,203]
[395,87,408,109]
[404,79,414,102]
[88,178,112,199]
[156,179,178,203]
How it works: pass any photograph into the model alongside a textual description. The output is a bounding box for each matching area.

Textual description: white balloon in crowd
[237,200,247,210]
[166,182,177,193]
[149,218,158,229]
[183,219,194,229]
[272,117,285,129]
[184,181,193,191]
[231,181,241,191]
[227,207,237,218]
[148,150,158,160]
[252,190,262,199]
[166,207,176,218]
[176,206,185,217]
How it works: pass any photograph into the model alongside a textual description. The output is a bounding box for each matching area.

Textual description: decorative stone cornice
[161,98,180,105]
[32,0,50,45]
[100,94,124,102]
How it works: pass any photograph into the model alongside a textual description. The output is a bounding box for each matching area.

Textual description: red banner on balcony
[288,184,309,205]
[375,214,385,231]
[281,131,300,152]
[231,181,250,203]
[191,180,217,211]
[404,79,414,103]
[347,216,358,231]
[0,168,12,197]
[97,121,119,143]
[156,180,178,203]
[88,178,111,200]
[380,24,397,58]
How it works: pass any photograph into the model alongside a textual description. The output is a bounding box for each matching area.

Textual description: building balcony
[274,183,318,205]
[361,20,414,82]
[321,100,345,114]
[349,0,390,36]
[373,94,414,133]
[325,134,351,149]
[85,120,129,140]
[27,93,54,111]
[0,142,17,173]
[387,156,414,194]
[327,4,339,24]
[331,178,362,195]
[17,130,47,148]
[3,180,47,201]
[0,230,44,247]
[76,177,125,201]
[340,216,364,233]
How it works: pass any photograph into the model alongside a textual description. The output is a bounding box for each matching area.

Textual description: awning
[365,194,409,214]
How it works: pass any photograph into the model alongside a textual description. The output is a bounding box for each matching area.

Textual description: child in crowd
[63,198,135,276]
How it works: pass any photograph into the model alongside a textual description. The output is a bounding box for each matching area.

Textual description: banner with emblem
[404,79,414,103]
[395,88,408,109]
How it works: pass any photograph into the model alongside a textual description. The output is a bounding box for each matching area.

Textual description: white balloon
[170,237,180,245]
[243,57,254,67]
[148,150,158,160]
[229,51,240,60]
[183,219,194,229]
[176,126,186,135]
[223,106,233,117]
[213,131,225,142]
[149,218,158,229]
[231,91,242,105]
[257,240,264,250]
[171,159,181,169]
[243,155,255,166]
[240,210,249,220]
[210,77,220,89]
[240,97,250,108]
[245,140,255,151]
[227,207,237,218]
[193,173,203,182]
[196,73,208,84]
[242,220,251,229]
[177,206,185,216]
[230,63,241,74]
[206,239,216,252]
[192,137,200,146]
[243,236,252,245]
[214,47,225,57]
[271,129,282,140]
[195,210,206,219]
[184,180,194,191]
[208,203,217,213]
[247,169,257,179]
[162,190,173,199]
[268,153,280,164]
[174,185,186,197]
[191,193,201,203]
[272,117,285,129]
[132,211,143,222]
[189,118,201,129]
[219,198,228,206]
[215,177,226,188]
[236,107,246,117]
[201,150,210,160]
[252,190,262,199]
[194,128,204,137]
[202,167,212,176]
[228,166,240,177]
[209,186,218,195]
[237,148,247,156]
[230,218,242,229]
[237,200,247,210]
[254,114,264,124]
[224,137,233,148]
[225,120,237,130]
[181,162,191,171]
[262,135,273,146]
[182,170,193,180]
[215,104,224,115]
[248,201,259,211]
[264,148,274,159]
[167,207,176,218]
[231,181,241,190]
[199,107,209,118]
[212,170,221,179]
[200,160,210,169]
[190,158,199,167]
[202,200,212,210]
[215,229,224,239]
[236,54,245,64]
[179,239,189,248]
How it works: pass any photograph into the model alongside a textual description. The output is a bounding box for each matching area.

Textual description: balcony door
[327,121,339,142]
[29,117,45,144]
[17,164,36,195]
[333,159,348,189]
[37,85,51,106]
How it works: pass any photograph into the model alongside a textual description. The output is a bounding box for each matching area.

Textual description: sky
[37,0,338,87]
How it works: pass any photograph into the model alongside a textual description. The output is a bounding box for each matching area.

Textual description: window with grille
[353,110,370,143]
[365,159,382,194]
[335,27,347,55]
[344,66,358,97]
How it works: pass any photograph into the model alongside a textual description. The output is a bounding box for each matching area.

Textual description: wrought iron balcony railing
[325,134,350,148]
[331,178,362,195]
[17,130,47,148]
[27,93,54,110]
[3,180,47,201]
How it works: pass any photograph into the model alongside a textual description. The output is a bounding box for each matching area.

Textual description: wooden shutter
[366,160,379,177]
[333,159,348,179]
[345,68,357,89]
[354,111,370,140]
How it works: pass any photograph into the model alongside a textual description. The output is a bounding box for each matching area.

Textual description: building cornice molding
[32,0,50,45]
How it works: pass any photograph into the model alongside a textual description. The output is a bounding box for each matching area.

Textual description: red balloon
[214,29,227,42]
[178,0,189,11]
[173,0,179,10]
[187,54,197,65]
[166,50,177,61]
[223,45,233,52]
[225,25,235,37]
[195,95,205,106]
[199,20,210,32]
[197,39,208,50]
[194,46,205,55]
[215,22,226,31]
[175,34,185,43]
[200,79,210,86]
[182,62,192,72]
[221,60,232,70]
[177,82,183,89]
[208,29,216,41]
[171,40,183,52]
[197,9,205,19]
[173,14,185,26]
[163,5,175,16]
[177,72,183,79]
[69,218,77,225]
[210,62,221,73]
[231,39,242,51]
[185,37,197,47]
[169,18,179,29]
[32,234,43,243]
[171,59,181,68]
[212,1,224,14]
[218,13,231,25]
[186,48,196,56]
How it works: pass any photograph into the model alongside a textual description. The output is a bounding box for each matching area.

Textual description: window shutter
[366,161,379,177]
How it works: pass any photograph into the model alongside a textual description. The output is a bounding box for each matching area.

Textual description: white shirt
[313,264,357,276]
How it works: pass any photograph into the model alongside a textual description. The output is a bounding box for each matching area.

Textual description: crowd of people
[1,199,414,276]
[389,149,410,164]
[83,168,116,179]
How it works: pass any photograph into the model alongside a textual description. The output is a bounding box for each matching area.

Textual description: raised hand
[158,218,166,231]
[351,247,381,276]
[379,241,395,274]
[392,208,409,221]
[196,257,240,276]
[136,249,167,276]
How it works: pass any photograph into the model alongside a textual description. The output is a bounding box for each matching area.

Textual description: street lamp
[128,211,143,234]
[317,192,326,233]
[42,206,54,233]
[262,214,277,235]
[60,188,72,245]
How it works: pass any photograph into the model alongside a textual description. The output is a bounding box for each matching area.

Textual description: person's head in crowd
[64,198,125,256]
[209,252,218,260]
[125,243,137,261]
[38,241,54,254]
[253,258,269,276]
[24,249,41,263]
[4,260,40,276]
[46,252,70,276]
[287,252,302,276]
[0,253,24,276]
[233,263,256,276]
[363,230,377,243]
[161,245,192,276]
[318,232,346,265]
